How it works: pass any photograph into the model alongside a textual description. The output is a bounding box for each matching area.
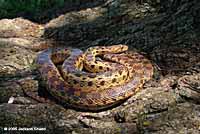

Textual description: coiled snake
[35,45,153,111]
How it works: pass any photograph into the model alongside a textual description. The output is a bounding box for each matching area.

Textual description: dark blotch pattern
[91,65,95,68]
[106,67,110,71]
[88,81,93,86]
[123,75,126,80]
[75,73,81,77]
[73,80,78,85]
[112,78,117,83]
[119,70,123,75]
[64,76,69,81]
[82,77,87,80]
[99,66,103,70]
[100,81,105,86]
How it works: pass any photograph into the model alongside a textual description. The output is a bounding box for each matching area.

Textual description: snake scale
[35,45,153,111]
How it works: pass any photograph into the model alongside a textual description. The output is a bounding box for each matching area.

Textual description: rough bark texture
[0,0,200,134]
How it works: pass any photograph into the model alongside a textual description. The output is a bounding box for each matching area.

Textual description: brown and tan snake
[35,45,153,111]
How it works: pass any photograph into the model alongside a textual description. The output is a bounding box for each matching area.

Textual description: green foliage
[0,0,65,18]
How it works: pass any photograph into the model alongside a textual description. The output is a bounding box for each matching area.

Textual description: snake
[61,45,130,91]
[35,45,153,111]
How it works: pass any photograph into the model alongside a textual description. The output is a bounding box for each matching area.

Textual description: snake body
[36,45,153,111]
[61,45,131,90]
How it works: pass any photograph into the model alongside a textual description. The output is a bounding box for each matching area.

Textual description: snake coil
[35,45,153,111]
